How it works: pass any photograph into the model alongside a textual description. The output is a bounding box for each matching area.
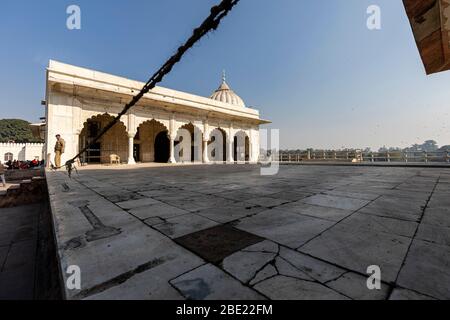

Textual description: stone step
[0,178,47,208]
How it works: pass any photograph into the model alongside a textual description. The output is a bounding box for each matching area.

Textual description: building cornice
[47,60,271,125]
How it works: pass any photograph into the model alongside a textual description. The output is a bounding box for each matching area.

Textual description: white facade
[45,60,270,166]
[0,143,45,162]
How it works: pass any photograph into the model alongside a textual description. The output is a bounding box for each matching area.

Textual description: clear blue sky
[1,0,450,150]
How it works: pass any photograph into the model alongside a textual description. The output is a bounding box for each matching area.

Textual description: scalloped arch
[78,112,128,133]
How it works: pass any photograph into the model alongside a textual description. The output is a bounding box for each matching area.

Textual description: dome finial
[210,69,245,107]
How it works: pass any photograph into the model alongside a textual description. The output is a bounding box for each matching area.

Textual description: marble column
[249,139,253,163]
[202,120,209,164]
[127,133,136,165]
[168,113,177,164]
[74,130,81,165]
[228,123,234,163]
[227,138,234,163]
[203,140,209,163]
[169,136,176,163]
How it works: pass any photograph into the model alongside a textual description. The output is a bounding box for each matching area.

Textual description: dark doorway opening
[133,144,140,162]
[84,120,101,163]
[233,136,238,162]
[210,129,227,162]
[233,135,250,162]
[86,142,101,164]
[154,131,170,163]
[245,136,250,162]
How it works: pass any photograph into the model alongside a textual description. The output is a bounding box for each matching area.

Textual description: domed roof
[210,72,246,108]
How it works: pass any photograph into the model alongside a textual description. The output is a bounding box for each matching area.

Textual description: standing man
[54,134,66,168]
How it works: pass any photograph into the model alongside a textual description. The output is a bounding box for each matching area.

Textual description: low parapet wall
[0,142,45,146]
[0,142,45,161]
[5,168,44,181]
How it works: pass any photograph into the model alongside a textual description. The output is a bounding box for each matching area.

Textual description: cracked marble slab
[153,213,219,239]
[254,275,348,300]
[170,264,264,300]
[236,209,334,249]
[301,194,370,211]
[299,222,412,283]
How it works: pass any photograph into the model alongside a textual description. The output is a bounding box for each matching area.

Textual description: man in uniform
[54,134,65,167]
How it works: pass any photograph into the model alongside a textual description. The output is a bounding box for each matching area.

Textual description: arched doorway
[154,131,170,163]
[176,123,203,162]
[209,128,227,162]
[79,114,128,164]
[135,120,168,162]
[234,131,250,162]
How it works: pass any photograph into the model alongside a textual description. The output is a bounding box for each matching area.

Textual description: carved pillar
[203,120,210,163]
[227,123,234,163]
[203,140,209,163]
[227,137,234,163]
[168,114,177,163]
[169,136,176,163]
[127,132,136,165]
[74,129,81,164]
[249,136,253,163]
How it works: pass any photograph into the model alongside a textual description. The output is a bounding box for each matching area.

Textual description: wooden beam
[403,0,450,74]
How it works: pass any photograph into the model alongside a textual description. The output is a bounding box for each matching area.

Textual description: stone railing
[276,150,450,164]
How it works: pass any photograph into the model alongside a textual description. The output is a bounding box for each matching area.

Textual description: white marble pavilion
[44,60,270,166]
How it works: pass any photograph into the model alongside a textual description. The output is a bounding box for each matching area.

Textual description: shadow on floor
[0,200,61,300]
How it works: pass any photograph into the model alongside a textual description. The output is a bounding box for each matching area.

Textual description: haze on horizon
[0,0,449,151]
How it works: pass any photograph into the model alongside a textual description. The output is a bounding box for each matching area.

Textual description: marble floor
[46,164,450,300]
[0,204,40,299]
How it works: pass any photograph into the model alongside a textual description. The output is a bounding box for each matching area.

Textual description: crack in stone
[296,248,395,290]
[295,194,384,251]
[390,284,440,300]
[276,255,316,281]
[246,244,281,286]
[324,271,351,285]
[61,183,70,192]
[73,257,169,299]
[387,176,442,300]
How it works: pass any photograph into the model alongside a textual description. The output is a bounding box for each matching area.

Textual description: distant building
[0,142,45,162]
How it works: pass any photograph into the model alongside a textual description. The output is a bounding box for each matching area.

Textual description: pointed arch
[208,127,227,162]
[135,119,169,163]
[176,122,203,162]
[234,130,250,163]
[79,113,128,164]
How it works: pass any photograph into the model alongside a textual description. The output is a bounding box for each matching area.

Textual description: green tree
[0,119,43,143]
